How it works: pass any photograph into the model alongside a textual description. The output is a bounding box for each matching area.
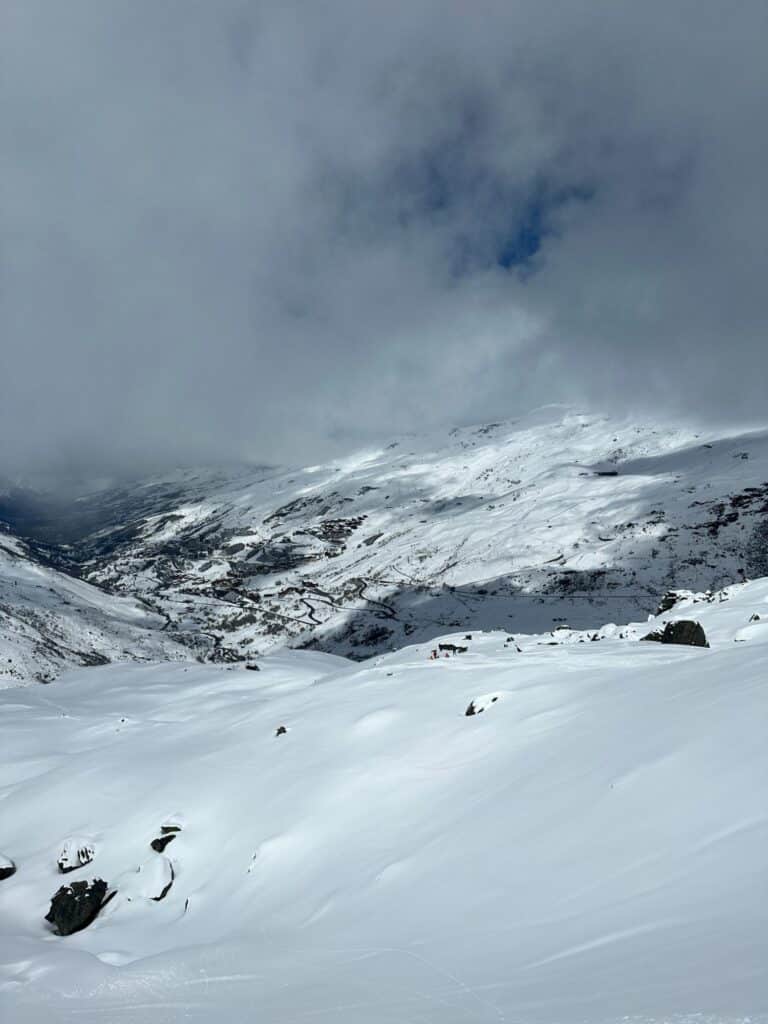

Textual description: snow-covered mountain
[0,525,189,685]
[2,577,767,1022]
[54,408,768,658]
[2,407,767,682]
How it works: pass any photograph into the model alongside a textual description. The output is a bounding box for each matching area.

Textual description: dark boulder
[656,591,683,615]
[642,620,709,648]
[45,879,113,935]
[643,629,664,642]
[0,854,16,880]
[150,834,177,853]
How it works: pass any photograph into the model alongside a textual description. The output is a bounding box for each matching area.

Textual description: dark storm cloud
[2,0,767,478]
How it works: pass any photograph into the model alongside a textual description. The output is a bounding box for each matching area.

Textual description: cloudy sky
[2,0,767,477]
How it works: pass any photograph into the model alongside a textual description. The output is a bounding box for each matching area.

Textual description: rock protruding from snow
[656,591,684,614]
[465,693,501,716]
[150,824,181,853]
[57,838,95,874]
[0,854,16,880]
[150,834,176,853]
[45,879,113,935]
[642,620,709,648]
[150,858,175,902]
[119,856,175,903]
[439,643,468,655]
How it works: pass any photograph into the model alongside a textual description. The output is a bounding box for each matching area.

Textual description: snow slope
[0,527,190,685]
[67,407,768,661]
[1,578,766,1022]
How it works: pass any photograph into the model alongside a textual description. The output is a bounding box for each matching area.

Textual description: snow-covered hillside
[66,408,768,660]
[0,527,190,685]
[1,578,767,1022]
[2,407,767,682]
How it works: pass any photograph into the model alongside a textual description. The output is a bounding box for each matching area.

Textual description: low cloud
[2,0,766,479]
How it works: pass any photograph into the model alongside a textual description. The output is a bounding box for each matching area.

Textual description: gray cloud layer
[2,1,767,477]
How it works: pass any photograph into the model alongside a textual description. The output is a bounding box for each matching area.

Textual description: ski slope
[1,578,766,1022]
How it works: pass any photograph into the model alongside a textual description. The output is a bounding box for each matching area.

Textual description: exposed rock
[643,629,664,642]
[45,879,113,935]
[656,591,683,615]
[642,620,709,648]
[116,853,175,904]
[275,725,288,737]
[439,643,468,654]
[148,858,174,902]
[153,864,174,902]
[0,854,16,880]
[57,838,95,873]
[465,693,501,716]
[151,833,177,853]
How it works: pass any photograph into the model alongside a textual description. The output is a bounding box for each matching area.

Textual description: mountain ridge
[2,408,767,681]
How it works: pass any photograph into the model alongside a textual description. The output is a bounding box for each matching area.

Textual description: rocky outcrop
[0,854,16,880]
[45,879,114,935]
[150,823,181,853]
[151,834,177,853]
[642,620,709,648]
[57,838,95,873]
[656,591,683,614]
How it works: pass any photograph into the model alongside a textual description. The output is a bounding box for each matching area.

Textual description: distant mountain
[3,407,765,678]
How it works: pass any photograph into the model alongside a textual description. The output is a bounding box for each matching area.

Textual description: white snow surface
[1,577,767,1022]
[0,530,189,686]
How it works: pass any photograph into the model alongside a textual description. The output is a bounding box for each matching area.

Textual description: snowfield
[0,530,189,686]
[1,579,767,1022]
